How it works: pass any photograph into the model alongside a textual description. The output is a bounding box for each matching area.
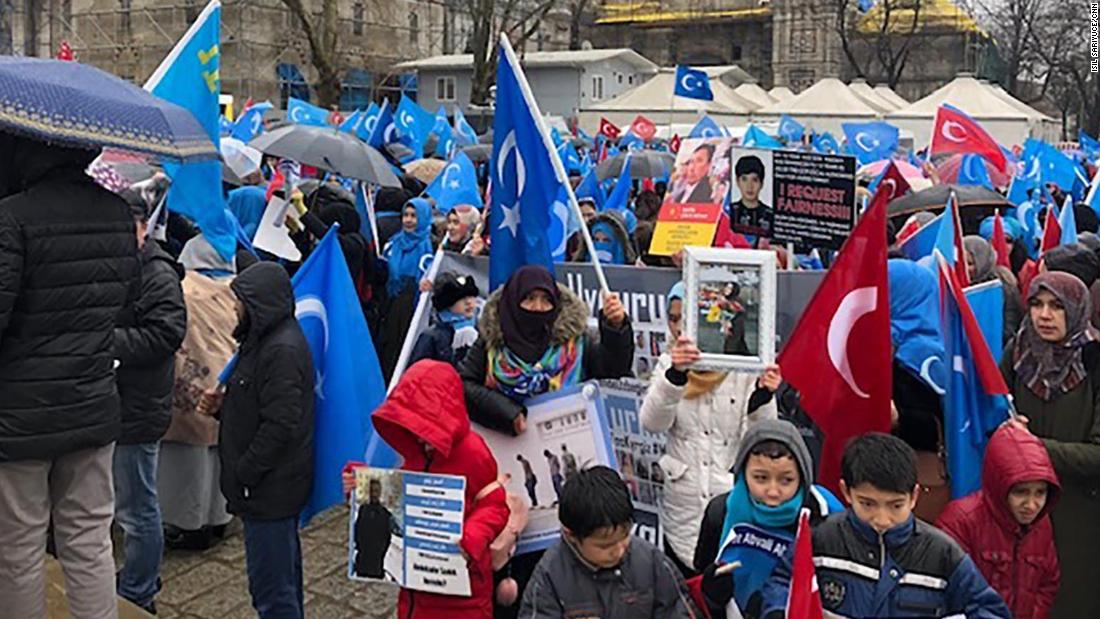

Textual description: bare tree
[567,0,592,50]
[0,0,13,54]
[834,0,923,88]
[23,0,41,55]
[281,0,342,108]
[466,0,559,105]
[1029,0,1099,134]
[966,0,1047,97]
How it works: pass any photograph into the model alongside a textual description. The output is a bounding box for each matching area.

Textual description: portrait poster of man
[665,138,731,206]
[728,148,775,237]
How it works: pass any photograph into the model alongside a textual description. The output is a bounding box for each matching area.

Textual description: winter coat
[114,241,187,445]
[761,512,1010,618]
[458,283,634,434]
[410,321,475,368]
[373,359,509,619]
[1002,340,1100,618]
[937,425,1061,619]
[219,263,315,520]
[570,211,638,264]
[0,138,140,462]
[640,354,778,567]
[519,536,695,619]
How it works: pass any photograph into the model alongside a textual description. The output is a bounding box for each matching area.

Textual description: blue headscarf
[384,197,434,295]
[227,185,267,241]
[668,281,685,306]
[978,214,1024,242]
[888,259,947,395]
[592,220,626,265]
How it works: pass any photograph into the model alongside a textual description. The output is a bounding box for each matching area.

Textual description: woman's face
[446,212,465,241]
[580,204,597,223]
[402,206,419,233]
[744,454,800,507]
[966,249,978,281]
[667,298,683,340]
[520,289,554,313]
[1029,289,1068,342]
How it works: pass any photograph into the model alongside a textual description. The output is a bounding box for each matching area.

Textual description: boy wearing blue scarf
[760,433,1010,619]
[410,271,480,367]
[693,419,842,619]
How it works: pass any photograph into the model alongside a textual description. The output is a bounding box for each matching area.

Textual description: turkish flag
[786,509,824,619]
[265,169,285,203]
[993,210,1011,269]
[598,117,621,140]
[669,134,682,154]
[1040,204,1061,254]
[930,105,1007,173]
[777,165,894,492]
[631,114,657,142]
[56,41,75,61]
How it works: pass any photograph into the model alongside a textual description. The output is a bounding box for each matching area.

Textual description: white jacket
[640,353,777,567]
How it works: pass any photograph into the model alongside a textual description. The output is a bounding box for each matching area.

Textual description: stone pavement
[140,507,397,618]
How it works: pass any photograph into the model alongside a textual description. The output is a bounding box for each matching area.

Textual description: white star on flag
[499,203,521,237]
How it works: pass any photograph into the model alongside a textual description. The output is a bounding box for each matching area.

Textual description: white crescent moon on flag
[383,123,397,144]
[400,111,415,129]
[289,107,303,124]
[879,178,898,199]
[920,356,946,395]
[441,163,461,188]
[854,132,878,152]
[551,200,570,257]
[941,120,969,143]
[827,287,878,399]
[364,114,378,135]
[680,74,697,93]
[497,130,526,197]
[250,113,262,134]
[295,295,329,352]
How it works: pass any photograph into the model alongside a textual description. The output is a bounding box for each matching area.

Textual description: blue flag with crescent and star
[689,115,726,139]
[424,151,483,213]
[395,94,435,155]
[842,121,898,165]
[453,106,479,146]
[367,100,394,149]
[287,97,329,126]
[778,115,804,143]
[489,41,563,291]
[145,0,235,261]
[294,227,392,524]
[230,101,272,143]
[674,65,714,101]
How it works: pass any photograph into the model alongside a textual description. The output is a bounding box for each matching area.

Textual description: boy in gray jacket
[519,466,697,619]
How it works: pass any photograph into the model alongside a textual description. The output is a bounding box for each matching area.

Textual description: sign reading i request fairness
[402,472,471,596]
[729,147,857,251]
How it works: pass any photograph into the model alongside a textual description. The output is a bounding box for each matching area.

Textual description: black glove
[700,562,736,612]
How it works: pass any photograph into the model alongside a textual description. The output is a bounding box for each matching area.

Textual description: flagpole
[1085,164,1100,207]
[667,70,676,143]
[359,182,382,259]
[498,34,611,295]
[387,243,447,395]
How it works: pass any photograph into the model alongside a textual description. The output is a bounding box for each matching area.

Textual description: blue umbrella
[0,57,218,163]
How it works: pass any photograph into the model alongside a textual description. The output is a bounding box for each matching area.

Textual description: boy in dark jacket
[112,189,187,613]
[410,271,480,367]
[761,433,1010,619]
[520,466,695,619]
[198,262,315,619]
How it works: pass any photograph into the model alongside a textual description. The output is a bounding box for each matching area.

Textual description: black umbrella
[462,144,493,163]
[888,184,1012,234]
[596,151,675,181]
[384,142,415,163]
[250,124,400,187]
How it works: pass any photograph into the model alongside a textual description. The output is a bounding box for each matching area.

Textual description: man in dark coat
[112,189,188,613]
[199,261,315,619]
[354,478,397,579]
[0,133,139,618]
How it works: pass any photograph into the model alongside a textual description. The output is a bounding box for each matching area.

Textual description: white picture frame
[683,246,777,372]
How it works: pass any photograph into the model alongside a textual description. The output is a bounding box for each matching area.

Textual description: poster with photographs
[651,137,732,256]
[729,146,857,251]
[347,468,471,596]
[600,377,666,548]
[476,382,615,556]
[683,247,777,371]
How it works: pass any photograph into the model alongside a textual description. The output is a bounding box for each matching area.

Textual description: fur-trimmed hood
[572,211,638,264]
[478,282,589,350]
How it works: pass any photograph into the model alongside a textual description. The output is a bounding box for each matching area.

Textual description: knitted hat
[433,272,480,311]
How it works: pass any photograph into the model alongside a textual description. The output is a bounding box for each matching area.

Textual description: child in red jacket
[373,360,510,619]
[937,424,1061,619]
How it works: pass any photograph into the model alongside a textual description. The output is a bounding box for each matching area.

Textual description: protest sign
[653,137,734,256]
[600,378,665,547]
[729,147,857,251]
[348,467,471,596]
[476,383,615,555]
[252,195,302,261]
[649,202,725,257]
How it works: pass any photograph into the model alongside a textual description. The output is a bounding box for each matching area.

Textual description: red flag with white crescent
[630,114,657,142]
[777,164,895,492]
[786,508,824,619]
[56,41,75,61]
[930,105,1007,173]
[669,134,682,154]
[598,117,621,141]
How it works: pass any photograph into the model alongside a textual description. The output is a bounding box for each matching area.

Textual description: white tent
[848,79,901,112]
[986,83,1059,141]
[733,83,776,108]
[577,67,758,133]
[873,85,911,109]
[887,74,1044,147]
[768,86,795,102]
[755,78,881,134]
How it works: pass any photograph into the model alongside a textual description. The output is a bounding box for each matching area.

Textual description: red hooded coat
[936,425,1061,619]
[373,360,509,619]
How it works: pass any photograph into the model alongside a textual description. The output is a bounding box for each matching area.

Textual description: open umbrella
[250,124,400,187]
[596,151,675,181]
[404,158,447,185]
[888,184,1012,233]
[221,137,263,180]
[0,57,217,162]
[462,144,492,163]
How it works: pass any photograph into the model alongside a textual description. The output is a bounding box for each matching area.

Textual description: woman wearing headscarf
[570,210,637,265]
[965,235,1025,345]
[1002,272,1100,618]
[378,197,435,379]
[226,185,267,242]
[639,282,781,576]
[443,205,481,253]
[888,259,950,520]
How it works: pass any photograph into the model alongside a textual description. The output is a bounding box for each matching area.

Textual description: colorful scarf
[487,338,584,402]
[1014,272,1100,400]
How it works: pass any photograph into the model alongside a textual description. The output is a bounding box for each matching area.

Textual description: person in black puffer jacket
[200,261,314,619]
[112,189,188,613]
[0,133,139,619]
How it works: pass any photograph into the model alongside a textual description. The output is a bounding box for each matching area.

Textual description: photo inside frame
[349,468,404,583]
[693,264,762,357]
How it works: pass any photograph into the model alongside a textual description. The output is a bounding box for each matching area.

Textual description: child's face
[744,454,800,507]
[402,206,419,233]
[448,296,477,318]
[841,481,918,534]
[567,524,632,569]
[737,173,762,204]
[1007,480,1049,526]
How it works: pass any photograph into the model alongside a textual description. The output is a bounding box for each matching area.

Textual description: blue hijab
[592,220,626,265]
[385,198,434,295]
[888,259,947,395]
[227,185,267,241]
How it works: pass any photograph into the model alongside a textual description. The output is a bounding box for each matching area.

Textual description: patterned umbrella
[0,57,217,162]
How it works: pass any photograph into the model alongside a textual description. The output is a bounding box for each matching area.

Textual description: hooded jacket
[936,425,1060,619]
[114,241,188,444]
[0,136,140,462]
[220,262,315,520]
[640,354,778,568]
[571,211,638,265]
[458,283,634,434]
[373,360,509,619]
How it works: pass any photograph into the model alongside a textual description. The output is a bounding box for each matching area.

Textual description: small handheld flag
[673,65,714,101]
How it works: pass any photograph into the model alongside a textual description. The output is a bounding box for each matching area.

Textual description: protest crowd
[4,7,1100,619]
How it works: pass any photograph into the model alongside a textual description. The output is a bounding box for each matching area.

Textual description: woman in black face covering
[457,265,636,436]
